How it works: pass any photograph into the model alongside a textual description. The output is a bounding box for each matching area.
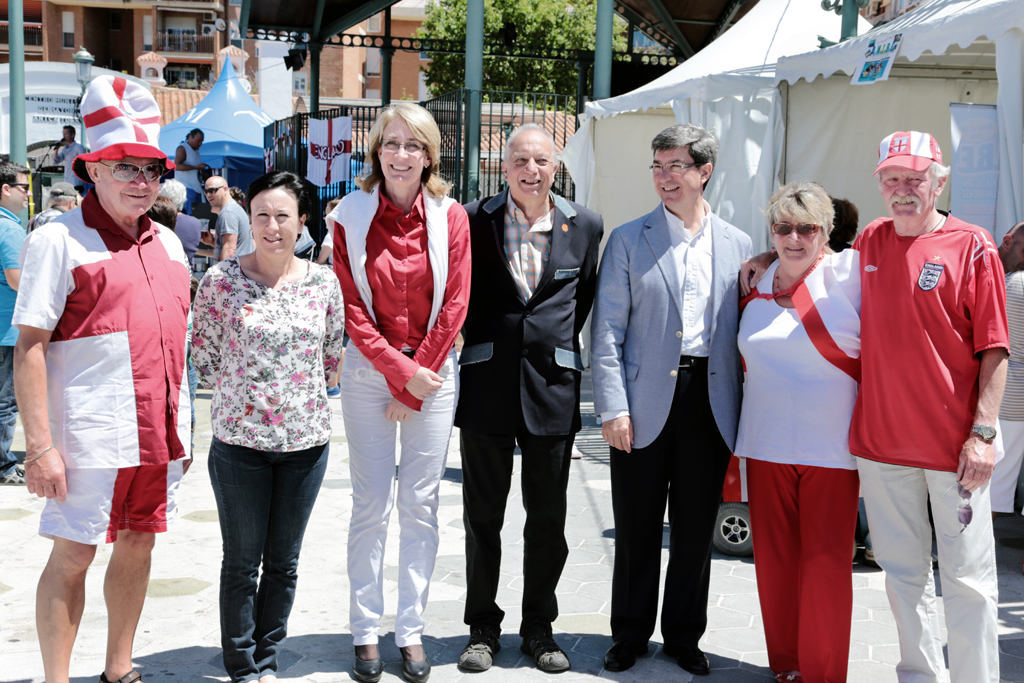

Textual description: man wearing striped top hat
[14,75,192,683]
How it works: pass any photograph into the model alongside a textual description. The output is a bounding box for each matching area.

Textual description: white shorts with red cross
[39,461,185,545]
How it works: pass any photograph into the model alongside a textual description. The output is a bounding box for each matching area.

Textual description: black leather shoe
[663,644,710,676]
[401,652,431,683]
[352,652,383,683]
[603,641,649,672]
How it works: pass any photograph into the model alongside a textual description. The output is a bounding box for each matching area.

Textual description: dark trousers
[208,437,329,682]
[461,426,575,637]
[609,358,732,648]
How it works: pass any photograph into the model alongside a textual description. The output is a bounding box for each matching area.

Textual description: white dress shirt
[663,202,713,357]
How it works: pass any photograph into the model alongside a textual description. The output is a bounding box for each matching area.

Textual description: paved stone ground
[5,374,1024,682]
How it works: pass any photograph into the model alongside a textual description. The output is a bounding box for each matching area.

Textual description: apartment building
[0,1,45,63]
[862,0,922,24]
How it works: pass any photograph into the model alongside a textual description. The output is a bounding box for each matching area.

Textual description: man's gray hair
[159,179,187,212]
[503,123,557,165]
[651,124,718,167]
[930,161,951,189]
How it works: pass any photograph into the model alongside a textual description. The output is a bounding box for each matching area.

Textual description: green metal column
[309,42,323,113]
[593,0,613,100]
[840,0,860,41]
[381,6,394,106]
[464,0,483,202]
[9,0,27,222]
[576,60,587,115]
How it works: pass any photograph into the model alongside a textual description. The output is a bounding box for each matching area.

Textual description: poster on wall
[851,33,902,85]
[307,116,352,187]
[950,102,999,233]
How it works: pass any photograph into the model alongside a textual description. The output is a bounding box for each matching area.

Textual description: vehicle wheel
[713,502,753,557]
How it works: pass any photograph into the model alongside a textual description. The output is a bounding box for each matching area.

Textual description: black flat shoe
[401,654,431,683]
[352,652,383,683]
[664,644,710,676]
[603,641,649,672]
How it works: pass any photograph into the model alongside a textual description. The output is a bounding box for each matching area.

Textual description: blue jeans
[0,346,18,475]
[208,437,329,682]
[188,359,197,453]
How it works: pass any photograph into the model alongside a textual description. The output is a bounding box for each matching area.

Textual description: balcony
[157,31,214,54]
[0,22,43,47]
[156,0,224,8]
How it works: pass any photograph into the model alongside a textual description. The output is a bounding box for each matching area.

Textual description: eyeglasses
[6,183,29,192]
[943,481,973,537]
[650,162,703,175]
[381,140,425,154]
[771,223,821,237]
[204,185,226,195]
[101,161,166,183]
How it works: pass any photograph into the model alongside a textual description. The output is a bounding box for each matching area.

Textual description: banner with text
[307,116,352,187]
[950,102,999,232]
[851,33,902,85]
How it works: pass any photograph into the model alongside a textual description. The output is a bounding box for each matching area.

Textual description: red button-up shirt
[334,189,471,409]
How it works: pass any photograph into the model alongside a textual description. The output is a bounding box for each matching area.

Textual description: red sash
[740,261,861,383]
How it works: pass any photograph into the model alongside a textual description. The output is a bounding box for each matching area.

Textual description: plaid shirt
[504,195,554,302]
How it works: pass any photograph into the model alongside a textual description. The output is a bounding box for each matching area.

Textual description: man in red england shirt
[745,130,1008,682]
[852,132,1007,683]
[14,76,191,683]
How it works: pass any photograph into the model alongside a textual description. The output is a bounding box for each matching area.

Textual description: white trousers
[341,345,458,647]
[992,419,1024,513]
[857,457,999,683]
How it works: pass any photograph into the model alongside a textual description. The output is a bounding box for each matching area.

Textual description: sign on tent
[307,116,353,187]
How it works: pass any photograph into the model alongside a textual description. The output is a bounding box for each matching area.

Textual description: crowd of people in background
[3,74,1019,683]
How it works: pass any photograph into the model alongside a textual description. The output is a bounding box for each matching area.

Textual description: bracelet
[24,445,54,464]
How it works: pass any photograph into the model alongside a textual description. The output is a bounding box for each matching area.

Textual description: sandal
[100,670,143,683]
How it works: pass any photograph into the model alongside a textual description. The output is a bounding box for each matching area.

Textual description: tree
[419,0,625,98]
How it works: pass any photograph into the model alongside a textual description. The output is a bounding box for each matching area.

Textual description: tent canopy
[775,0,1022,85]
[158,58,274,169]
[773,0,1023,240]
[582,0,872,120]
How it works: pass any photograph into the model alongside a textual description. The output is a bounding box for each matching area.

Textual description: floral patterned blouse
[192,258,346,452]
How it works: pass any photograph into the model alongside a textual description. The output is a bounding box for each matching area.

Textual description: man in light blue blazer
[590,124,752,676]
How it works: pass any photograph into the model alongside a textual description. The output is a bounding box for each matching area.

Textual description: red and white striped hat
[73,75,174,184]
[875,131,942,175]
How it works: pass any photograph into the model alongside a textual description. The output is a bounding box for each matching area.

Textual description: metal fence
[264,103,384,247]
[421,88,579,204]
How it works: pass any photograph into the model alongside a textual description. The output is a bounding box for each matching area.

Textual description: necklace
[771,252,826,299]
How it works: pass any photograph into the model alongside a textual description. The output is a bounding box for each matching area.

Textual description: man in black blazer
[456,124,604,674]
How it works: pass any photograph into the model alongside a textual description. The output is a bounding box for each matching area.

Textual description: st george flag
[307,116,353,186]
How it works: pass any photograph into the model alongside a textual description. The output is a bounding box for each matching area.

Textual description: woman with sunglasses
[192,171,345,683]
[736,181,862,683]
[327,102,470,683]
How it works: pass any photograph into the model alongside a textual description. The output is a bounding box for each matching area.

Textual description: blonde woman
[328,103,470,683]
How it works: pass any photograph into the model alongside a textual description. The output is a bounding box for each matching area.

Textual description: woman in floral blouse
[192,171,345,683]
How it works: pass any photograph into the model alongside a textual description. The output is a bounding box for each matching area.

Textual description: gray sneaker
[1,465,25,485]
[459,628,501,672]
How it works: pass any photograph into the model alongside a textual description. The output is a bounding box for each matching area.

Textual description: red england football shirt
[849,213,1009,472]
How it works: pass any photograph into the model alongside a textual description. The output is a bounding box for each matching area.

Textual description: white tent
[774,0,1024,240]
[562,0,869,250]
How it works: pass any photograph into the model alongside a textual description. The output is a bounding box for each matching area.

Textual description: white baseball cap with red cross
[875,131,942,175]
[73,75,175,184]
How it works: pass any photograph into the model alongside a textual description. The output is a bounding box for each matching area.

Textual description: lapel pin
[561,223,569,232]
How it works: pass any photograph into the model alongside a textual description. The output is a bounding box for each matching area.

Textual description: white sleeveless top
[175,140,203,193]
[735,250,862,470]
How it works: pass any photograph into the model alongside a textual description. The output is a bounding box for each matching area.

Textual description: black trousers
[461,426,575,637]
[609,358,732,648]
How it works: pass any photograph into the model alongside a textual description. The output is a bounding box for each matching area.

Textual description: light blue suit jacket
[590,205,752,451]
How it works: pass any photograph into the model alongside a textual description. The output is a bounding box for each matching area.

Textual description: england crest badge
[918,262,944,291]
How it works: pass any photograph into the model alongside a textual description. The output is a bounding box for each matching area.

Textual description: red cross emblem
[82,77,161,143]
[892,136,909,153]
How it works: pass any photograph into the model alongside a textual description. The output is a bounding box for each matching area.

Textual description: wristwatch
[971,424,997,442]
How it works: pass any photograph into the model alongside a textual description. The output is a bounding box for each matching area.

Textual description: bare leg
[103,530,155,680]
[258,675,280,683]
[37,538,98,683]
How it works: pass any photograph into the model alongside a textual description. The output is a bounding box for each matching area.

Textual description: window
[365,48,381,77]
[111,58,122,71]
[366,89,381,100]
[145,68,158,78]
[143,15,153,51]
[62,11,74,49]
[292,72,308,96]
[166,66,198,85]
[110,12,122,31]
[367,13,381,33]
[419,50,430,60]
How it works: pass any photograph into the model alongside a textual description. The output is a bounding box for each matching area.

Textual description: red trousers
[747,459,860,683]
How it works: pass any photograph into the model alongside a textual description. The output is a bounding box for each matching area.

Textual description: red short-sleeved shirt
[850,213,1009,472]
